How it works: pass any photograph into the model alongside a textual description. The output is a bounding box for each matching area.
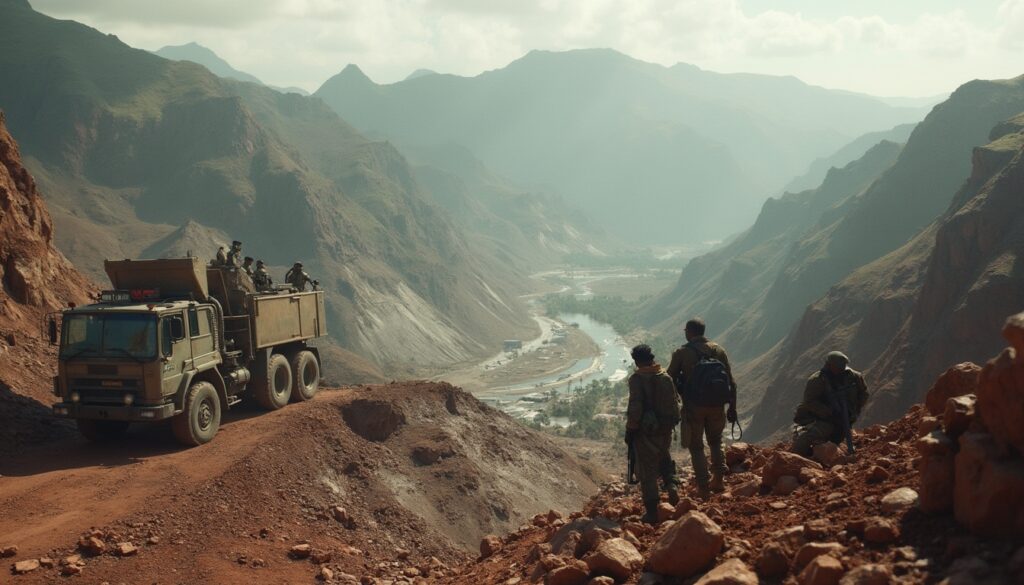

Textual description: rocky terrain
[449,313,1024,585]
[0,383,602,584]
[0,110,93,455]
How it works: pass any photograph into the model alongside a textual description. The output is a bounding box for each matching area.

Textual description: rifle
[825,382,855,454]
[627,441,639,485]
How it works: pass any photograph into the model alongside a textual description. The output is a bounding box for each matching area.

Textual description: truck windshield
[60,313,158,360]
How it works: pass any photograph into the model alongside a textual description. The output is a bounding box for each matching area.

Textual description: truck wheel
[289,350,320,402]
[76,419,130,442]
[253,353,292,410]
[172,381,221,446]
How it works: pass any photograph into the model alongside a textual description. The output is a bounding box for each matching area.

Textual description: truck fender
[180,368,231,413]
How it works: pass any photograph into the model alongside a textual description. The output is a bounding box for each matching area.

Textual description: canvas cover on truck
[104,257,209,301]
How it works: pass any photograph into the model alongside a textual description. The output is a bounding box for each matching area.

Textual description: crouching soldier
[625,344,681,523]
[791,351,869,456]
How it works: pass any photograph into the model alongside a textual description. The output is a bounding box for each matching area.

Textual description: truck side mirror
[47,318,58,345]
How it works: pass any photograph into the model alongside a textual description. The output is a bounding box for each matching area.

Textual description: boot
[696,484,711,501]
[642,499,660,525]
[666,486,680,507]
[710,474,725,493]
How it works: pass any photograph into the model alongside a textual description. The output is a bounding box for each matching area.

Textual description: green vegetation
[527,379,628,442]
[544,294,642,335]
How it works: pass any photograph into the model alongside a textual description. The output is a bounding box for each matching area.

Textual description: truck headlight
[123,394,134,406]
[70,392,80,403]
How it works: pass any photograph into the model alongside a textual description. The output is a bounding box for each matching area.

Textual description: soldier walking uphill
[667,318,737,499]
[625,344,681,524]
[791,351,868,457]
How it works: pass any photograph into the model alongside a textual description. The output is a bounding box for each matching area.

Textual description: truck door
[159,312,193,397]
[188,306,218,370]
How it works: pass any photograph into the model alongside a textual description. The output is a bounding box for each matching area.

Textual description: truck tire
[289,350,320,402]
[253,353,292,410]
[171,381,221,446]
[76,419,130,442]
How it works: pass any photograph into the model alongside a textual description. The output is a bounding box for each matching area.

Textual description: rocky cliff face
[745,108,1024,439]
[0,110,93,453]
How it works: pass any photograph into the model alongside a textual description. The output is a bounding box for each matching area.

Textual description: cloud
[28,0,1019,96]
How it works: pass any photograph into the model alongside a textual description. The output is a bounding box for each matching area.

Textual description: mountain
[745,105,1024,439]
[782,123,916,194]
[314,50,929,244]
[642,138,903,366]
[403,142,609,270]
[154,41,309,95]
[0,1,537,380]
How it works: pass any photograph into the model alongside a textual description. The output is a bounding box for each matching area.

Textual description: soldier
[284,261,313,292]
[667,318,736,499]
[791,351,869,456]
[226,241,243,267]
[241,256,255,276]
[213,246,227,267]
[625,344,681,523]
[253,260,272,291]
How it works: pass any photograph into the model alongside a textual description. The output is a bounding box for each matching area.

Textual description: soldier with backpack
[667,318,737,499]
[791,351,868,457]
[625,344,682,523]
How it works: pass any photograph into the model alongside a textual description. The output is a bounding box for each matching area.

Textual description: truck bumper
[52,402,177,422]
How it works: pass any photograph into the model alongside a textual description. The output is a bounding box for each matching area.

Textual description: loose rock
[880,487,919,514]
[289,543,313,559]
[793,543,844,572]
[694,558,758,584]
[799,555,843,585]
[584,538,642,581]
[647,511,724,577]
[756,542,790,578]
[839,564,893,585]
[480,535,502,559]
[925,362,981,415]
[12,559,40,574]
[863,517,899,545]
[547,560,590,585]
[115,542,137,556]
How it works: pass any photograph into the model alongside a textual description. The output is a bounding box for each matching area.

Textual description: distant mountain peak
[154,42,262,85]
[405,68,438,81]
[337,64,375,84]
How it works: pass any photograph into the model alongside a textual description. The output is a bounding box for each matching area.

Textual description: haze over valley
[2,0,1024,582]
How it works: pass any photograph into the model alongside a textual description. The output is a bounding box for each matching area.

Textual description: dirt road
[0,383,600,583]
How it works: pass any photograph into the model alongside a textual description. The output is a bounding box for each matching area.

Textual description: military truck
[49,257,326,446]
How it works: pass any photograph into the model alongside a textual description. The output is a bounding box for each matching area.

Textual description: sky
[31,0,1024,97]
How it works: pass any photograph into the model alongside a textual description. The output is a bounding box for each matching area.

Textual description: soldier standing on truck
[213,246,227,267]
[285,262,314,292]
[242,257,255,277]
[226,241,243,267]
[253,260,272,291]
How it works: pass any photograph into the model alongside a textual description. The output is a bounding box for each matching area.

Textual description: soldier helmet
[293,261,303,268]
[825,351,849,368]
[243,256,254,263]
[256,260,265,267]
[232,240,242,247]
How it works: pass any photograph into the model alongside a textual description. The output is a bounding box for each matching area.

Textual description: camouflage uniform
[253,263,272,291]
[285,264,313,292]
[626,364,681,519]
[214,247,227,267]
[792,368,868,456]
[241,258,254,276]
[226,242,243,268]
[667,336,736,492]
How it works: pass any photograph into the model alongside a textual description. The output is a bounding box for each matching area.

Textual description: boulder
[756,542,790,578]
[732,479,760,498]
[799,555,843,585]
[115,542,138,556]
[866,466,889,483]
[584,538,642,581]
[916,430,957,513]
[917,416,941,438]
[726,443,751,467]
[318,567,334,581]
[942,395,977,439]
[761,452,823,488]
[647,511,724,577]
[792,542,843,571]
[576,525,613,558]
[0,546,17,558]
[289,544,313,559]
[880,487,919,514]
[586,577,615,585]
[773,475,800,495]
[862,517,899,545]
[839,564,892,585]
[812,443,844,467]
[480,535,502,559]
[694,558,758,584]
[78,536,106,555]
[976,343,1024,454]
[12,559,40,574]
[656,503,675,523]
[954,432,1024,537]
[547,560,590,585]
[925,363,981,415]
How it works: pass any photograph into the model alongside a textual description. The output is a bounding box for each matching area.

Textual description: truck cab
[52,257,326,446]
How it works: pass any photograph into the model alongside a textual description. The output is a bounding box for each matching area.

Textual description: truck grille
[87,364,118,376]
[71,378,139,391]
